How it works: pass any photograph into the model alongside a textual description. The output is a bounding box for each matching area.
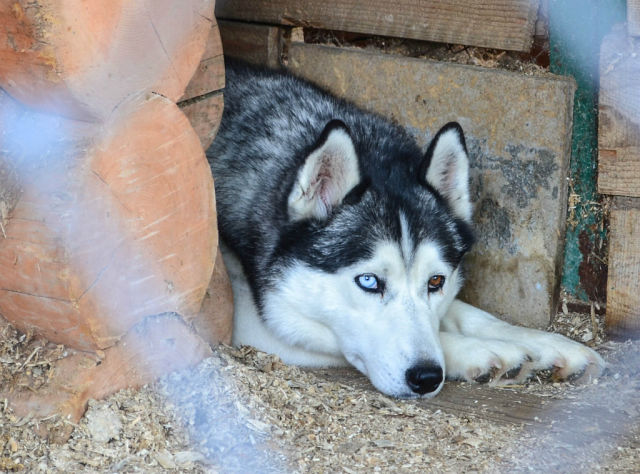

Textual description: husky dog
[207,60,604,398]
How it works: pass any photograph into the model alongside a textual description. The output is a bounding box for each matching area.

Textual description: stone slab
[287,43,576,328]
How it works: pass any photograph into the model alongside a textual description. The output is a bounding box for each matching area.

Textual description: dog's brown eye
[428,275,445,292]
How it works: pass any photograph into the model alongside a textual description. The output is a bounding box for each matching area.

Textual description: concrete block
[288,43,576,328]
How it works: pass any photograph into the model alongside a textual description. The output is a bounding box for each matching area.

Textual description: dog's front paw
[441,331,605,386]
[442,335,535,385]
[522,332,605,383]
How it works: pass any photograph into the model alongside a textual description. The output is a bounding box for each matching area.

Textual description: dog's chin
[344,353,445,399]
[384,381,444,399]
[373,384,443,399]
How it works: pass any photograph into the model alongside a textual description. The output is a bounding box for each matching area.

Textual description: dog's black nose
[405,363,444,395]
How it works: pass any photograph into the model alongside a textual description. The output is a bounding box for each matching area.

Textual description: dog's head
[264,120,474,397]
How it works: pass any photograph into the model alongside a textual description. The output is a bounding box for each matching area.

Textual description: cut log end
[0,0,216,120]
[0,94,220,350]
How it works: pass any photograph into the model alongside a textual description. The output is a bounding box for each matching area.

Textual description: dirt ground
[1,307,640,473]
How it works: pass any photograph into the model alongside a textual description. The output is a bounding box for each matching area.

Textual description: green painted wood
[549,0,626,302]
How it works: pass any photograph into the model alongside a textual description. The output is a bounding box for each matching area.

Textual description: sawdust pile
[2,309,640,473]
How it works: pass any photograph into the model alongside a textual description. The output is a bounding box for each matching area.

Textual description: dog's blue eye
[355,273,383,293]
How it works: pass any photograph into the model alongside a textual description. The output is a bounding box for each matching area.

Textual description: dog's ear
[420,122,472,222]
[288,120,360,221]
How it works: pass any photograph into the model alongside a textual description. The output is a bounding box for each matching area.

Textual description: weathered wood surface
[0,95,217,351]
[215,0,539,52]
[314,367,631,440]
[598,25,640,197]
[598,149,640,197]
[605,198,640,339]
[218,20,285,69]
[629,0,640,36]
[179,19,226,150]
[179,92,225,151]
[181,22,225,102]
[0,91,24,237]
[192,251,234,347]
[0,0,215,121]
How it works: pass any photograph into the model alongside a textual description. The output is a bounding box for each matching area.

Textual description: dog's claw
[566,367,586,382]
[473,365,501,384]
[501,365,522,380]
[474,372,492,384]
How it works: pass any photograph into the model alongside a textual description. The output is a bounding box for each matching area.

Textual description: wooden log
[605,198,640,339]
[598,25,640,197]
[629,0,640,37]
[179,92,224,150]
[1,313,213,432]
[178,17,225,150]
[192,250,234,346]
[181,21,225,102]
[0,90,24,236]
[215,0,539,52]
[0,94,218,351]
[0,0,215,121]
[218,20,286,69]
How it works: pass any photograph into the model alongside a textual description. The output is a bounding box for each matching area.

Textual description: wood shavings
[1,315,640,472]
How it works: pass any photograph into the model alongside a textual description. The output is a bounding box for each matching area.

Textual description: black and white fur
[207,61,604,398]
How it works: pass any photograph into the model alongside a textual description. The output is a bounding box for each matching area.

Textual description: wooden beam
[629,0,640,36]
[598,25,640,197]
[215,0,539,52]
[219,20,285,69]
[599,26,640,339]
[606,197,640,339]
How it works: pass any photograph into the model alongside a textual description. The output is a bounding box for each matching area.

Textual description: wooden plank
[215,0,539,52]
[311,367,626,438]
[598,25,640,196]
[0,90,23,233]
[219,20,285,69]
[629,0,640,36]
[598,148,640,197]
[606,197,640,339]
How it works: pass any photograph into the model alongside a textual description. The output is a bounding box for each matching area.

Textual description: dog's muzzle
[405,362,444,395]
